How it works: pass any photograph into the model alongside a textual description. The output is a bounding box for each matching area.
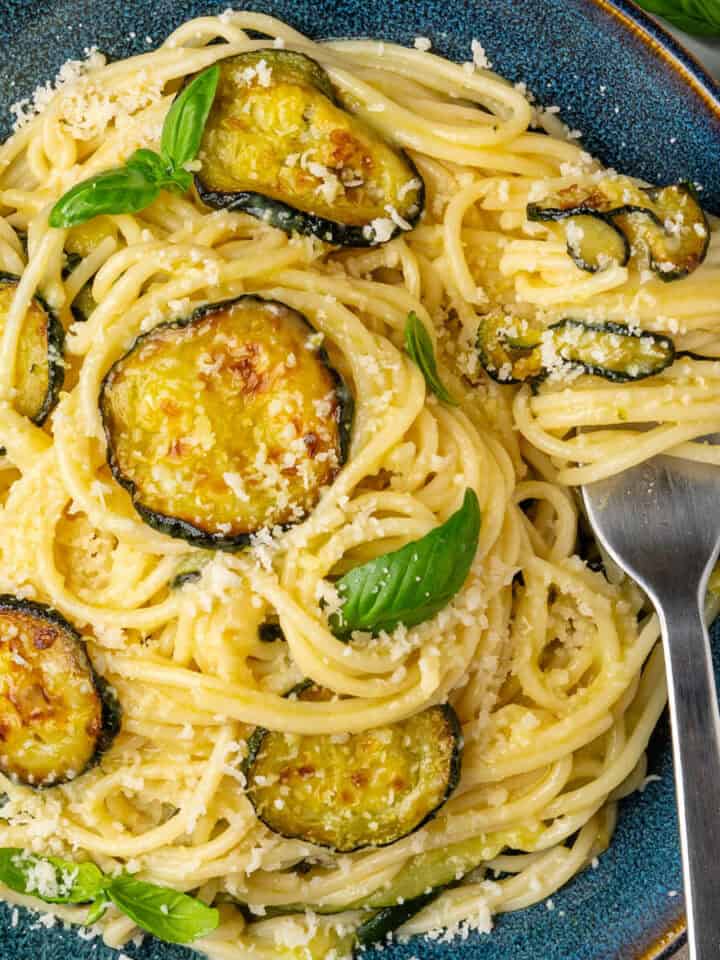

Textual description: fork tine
[583,453,720,960]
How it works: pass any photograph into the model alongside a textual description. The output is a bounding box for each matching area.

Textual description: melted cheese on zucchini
[0,599,108,787]
[100,296,350,547]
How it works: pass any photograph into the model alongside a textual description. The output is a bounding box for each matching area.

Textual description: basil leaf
[127,148,192,193]
[49,166,160,228]
[126,148,171,181]
[635,0,720,34]
[85,892,111,925]
[404,311,457,405]
[330,488,481,637]
[161,65,220,172]
[107,874,219,944]
[0,848,105,904]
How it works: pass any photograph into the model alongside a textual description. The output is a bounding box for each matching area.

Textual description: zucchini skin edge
[0,594,121,789]
[527,181,710,282]
[0,271,65,427]
[243,700,463,854]
[524,208,630,273]
[195,170,425,249]
[479,318,676,386]
[190,47,425,246]
[100,294,354,552]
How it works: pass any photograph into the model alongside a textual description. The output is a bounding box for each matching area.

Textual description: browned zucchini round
[527,179,709,280]
[0,596,120,787]
[612,183,709,281]
[477,311,545,383]
[526,209,630,272]
[245,685,462,852]
[100,295,353,550]
[0,273,64,425]
[477,312,675,384]
[194,51,424,246]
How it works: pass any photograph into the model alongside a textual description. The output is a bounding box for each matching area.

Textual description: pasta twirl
[0,10,716,957]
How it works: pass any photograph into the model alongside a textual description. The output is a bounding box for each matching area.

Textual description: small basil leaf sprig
[49,64,220,228]
[635,0,720,34]
[0,848,219,945]
[404,311,457,405]
[0,849,105,904]
[104,875,219,944]
[330,488,481,638]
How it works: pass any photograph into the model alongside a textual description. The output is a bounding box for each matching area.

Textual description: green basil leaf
[330,488,481,638]
[126,148,171,181]
[85,892,111,925]
[167,168,193,193]
[634,0,720,34]
[404,311,457,405]
[107,874,219,944]
[161,65,220,172]
[127,148,192,194]
[49,166,160,228]
[0,848,105,904]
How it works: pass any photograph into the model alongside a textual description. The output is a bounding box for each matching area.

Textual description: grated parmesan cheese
[10,46,106,130]
[362,217,395,243]
[471,38,492,69]
[384,204,413,231]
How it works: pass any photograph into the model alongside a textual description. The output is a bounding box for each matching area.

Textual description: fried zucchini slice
[527,208,629,272]
[612,183,709,281]
[477,312,674,384]
[100,295,352,549]
[547,319,675,380]
[0,596,120,787]
[527,179,709,280]
[195,51,424,246]
[0,273,64,425]
[245,685,462,853]
[476,311,545,383]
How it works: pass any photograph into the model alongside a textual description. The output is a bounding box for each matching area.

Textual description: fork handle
[660,598,720,960]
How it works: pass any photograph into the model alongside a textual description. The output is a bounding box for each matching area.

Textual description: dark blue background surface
[0,0,719,956]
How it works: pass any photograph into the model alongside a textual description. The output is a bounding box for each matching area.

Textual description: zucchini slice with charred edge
[0,596,120,787]
[477,312,545,384]
[612,183,709,281]
[195,50,424,246]
[100,295,352,550]
[526,209,629,273]
[477,313,675,384]
[0,273,64,425]
[527,179,709,280]
[245,685,462,852]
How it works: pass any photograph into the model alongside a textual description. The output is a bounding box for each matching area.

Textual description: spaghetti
[0,11,717,957]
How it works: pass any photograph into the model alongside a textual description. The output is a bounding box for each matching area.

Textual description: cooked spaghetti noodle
[0,11,717,957]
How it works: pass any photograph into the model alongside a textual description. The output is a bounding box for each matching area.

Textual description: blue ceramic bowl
[0,2,719,959]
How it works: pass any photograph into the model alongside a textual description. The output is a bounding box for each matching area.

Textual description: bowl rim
[0,2,712,960]
[597,0,720,112]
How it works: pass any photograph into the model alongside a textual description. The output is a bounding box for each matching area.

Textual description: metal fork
[582,451,720,960]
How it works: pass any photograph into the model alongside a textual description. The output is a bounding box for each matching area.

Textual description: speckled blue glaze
[0,1,717,958]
